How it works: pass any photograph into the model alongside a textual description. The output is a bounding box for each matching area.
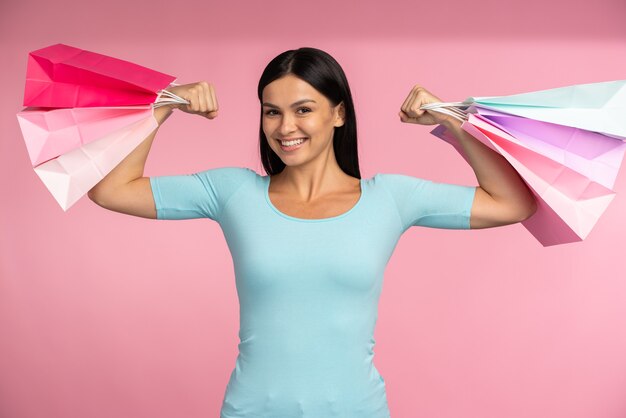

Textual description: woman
[88,47,536,417]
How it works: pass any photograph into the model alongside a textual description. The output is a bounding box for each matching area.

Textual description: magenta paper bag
[17,105,153,166]
[24,43,176,107]
[34,114,158,211]
[431,115,616,246]
[472,107,626,190]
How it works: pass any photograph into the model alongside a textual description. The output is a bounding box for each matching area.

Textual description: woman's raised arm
[399,84,537,229]
[87,82,219,219]
[441,116,537,229]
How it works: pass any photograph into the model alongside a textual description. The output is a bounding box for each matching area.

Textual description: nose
[278,113,298,136]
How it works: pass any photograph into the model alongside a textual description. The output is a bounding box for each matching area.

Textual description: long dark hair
[257,47,360,178]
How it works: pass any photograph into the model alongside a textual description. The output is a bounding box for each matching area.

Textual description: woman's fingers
[208,83,218,117]
[400,86,415,113]
[165,81,218,119]
[400,85,428,122]
[192,85,201,112]
[197,82,208,113]
[409,86,427,118]
[399,84,448,125]
[400,85,418,116]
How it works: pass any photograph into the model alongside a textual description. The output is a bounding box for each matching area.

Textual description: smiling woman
[87,46,536,418]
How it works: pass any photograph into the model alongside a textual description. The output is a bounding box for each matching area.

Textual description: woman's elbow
[514,195,537,223]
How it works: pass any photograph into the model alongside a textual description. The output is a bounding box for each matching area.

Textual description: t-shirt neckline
[263,175,365,223]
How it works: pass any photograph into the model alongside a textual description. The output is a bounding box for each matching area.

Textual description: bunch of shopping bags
[16,43,189,211]
[423,80,626,246]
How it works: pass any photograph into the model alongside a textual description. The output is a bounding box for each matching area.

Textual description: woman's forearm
[88,105,174,196]
[441,117,536,217]
[116,105,174,182]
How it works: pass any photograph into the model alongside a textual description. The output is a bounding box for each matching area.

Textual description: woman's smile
[277,137,309,152]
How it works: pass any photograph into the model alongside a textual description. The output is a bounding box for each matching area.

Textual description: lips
[277,137,308,142]
[278,137,308,151]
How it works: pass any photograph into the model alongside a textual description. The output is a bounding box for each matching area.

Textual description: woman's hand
[163,81,219,119]
[398,84,454,126]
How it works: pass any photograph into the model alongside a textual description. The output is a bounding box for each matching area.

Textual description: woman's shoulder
[196,166,259,180]
[372,172,429,189]
[374,172,426,180]
[192,166,259,194]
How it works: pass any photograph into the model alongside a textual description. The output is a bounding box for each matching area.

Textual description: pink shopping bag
[17,105,153,166]
[472,107,626,190]
[34,113,158,211]
[24,43,176,107]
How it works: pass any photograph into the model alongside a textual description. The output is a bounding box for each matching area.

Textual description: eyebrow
[262,99,317,108]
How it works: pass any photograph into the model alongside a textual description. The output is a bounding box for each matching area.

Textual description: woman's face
[262,74,344,168]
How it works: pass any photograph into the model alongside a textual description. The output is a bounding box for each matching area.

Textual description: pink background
[2,1,626,417]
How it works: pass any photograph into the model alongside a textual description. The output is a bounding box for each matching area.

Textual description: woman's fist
[399,84,453,126]
[163,81,219,119]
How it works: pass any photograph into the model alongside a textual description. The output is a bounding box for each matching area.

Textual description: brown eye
[264,108,311,116]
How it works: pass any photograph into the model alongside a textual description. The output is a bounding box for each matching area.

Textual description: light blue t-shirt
[149,167,476,418]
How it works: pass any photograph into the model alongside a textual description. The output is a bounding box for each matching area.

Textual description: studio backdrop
[1,1,626,418]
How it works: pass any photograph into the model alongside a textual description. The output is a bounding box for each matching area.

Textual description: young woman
[88,47,536,418]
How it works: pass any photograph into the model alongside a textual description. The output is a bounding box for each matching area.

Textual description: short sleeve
[149,166,256,222]
[378,173,476,231]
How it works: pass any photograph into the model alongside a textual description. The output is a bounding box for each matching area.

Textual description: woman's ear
[334,101,345,127]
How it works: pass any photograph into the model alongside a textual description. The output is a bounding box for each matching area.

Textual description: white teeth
[280,138,305,146]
